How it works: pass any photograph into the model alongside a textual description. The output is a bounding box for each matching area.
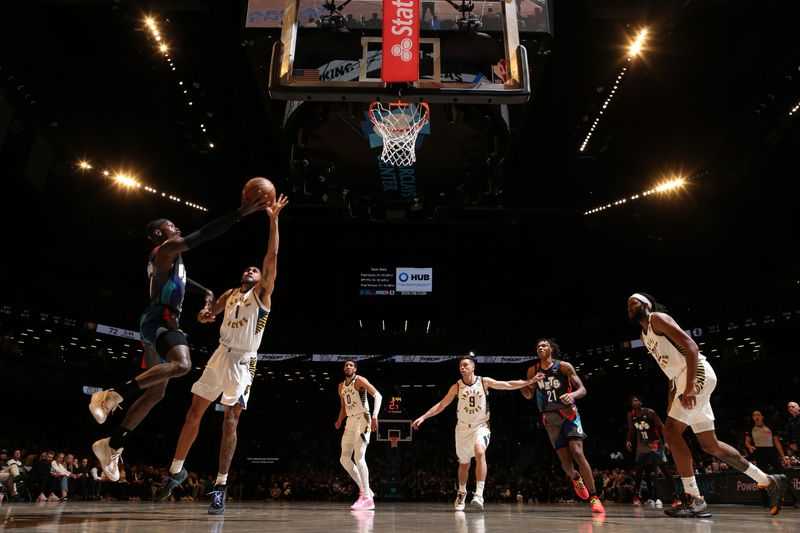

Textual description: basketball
[242,177,276,205]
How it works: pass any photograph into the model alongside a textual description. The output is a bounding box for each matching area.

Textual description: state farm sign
[381,0,420,82]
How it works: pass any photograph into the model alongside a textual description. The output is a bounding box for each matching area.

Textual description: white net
[369,102,430,167]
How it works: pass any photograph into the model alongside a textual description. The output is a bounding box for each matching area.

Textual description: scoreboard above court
[359,266,433,296]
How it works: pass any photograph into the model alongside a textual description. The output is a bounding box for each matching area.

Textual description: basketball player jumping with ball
[88,182,271,482]
[156,193,287,514]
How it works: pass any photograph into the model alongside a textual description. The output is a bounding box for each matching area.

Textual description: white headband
[630,293,652,308]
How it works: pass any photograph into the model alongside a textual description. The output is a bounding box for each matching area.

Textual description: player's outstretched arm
[157,191,271,264]
[197,288,234,323]
[483,374,544,391]
[186,277,214,304]
[412,383,458,429]
[257,194,288,307]
[520,366,540,400]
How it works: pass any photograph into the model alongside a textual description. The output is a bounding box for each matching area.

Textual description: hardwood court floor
[1,500,797,532]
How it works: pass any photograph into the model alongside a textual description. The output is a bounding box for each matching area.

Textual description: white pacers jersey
[341,375,370,417]
[457,377,489,427]
[219,287,270,352]
[641,314,706,380]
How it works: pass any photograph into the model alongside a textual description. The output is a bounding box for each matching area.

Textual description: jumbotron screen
[359,267,433,296]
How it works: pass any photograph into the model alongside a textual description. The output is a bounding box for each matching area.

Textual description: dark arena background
[1,0,799,531]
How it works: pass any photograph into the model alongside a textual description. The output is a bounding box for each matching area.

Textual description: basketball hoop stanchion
[369,101,430,166]
[388,434,400,449]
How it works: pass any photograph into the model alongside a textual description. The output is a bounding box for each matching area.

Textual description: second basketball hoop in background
[369,101,430,167]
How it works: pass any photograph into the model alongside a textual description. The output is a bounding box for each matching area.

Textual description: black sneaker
[208,484,227,515]
[155,468,187,501]
[664,495,712,518]
[762,474,788,516]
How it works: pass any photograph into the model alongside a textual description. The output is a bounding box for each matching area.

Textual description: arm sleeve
[182,209,242,250]
[371,391,383,418]
[185,277,212,296]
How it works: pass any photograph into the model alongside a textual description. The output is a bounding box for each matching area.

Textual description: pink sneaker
[360,497,375,510]
[351,494,375,511]
[350,494,366,510]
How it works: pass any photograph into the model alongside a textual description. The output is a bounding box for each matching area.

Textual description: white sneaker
[89,390,123,424]
[92,437,123,482]
[470,494,484,510]
[654,499,663,508]
[454,491,466,511]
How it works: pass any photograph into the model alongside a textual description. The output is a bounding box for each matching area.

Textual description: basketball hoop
[387,428,402,448]
[369,101,430,167]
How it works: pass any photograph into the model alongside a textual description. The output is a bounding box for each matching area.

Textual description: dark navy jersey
[139,247,187,345]
[631,408,663,455]
[533,359,573,413]
[147,246,186,314]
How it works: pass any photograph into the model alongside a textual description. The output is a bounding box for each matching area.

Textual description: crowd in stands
[3,398,797,506]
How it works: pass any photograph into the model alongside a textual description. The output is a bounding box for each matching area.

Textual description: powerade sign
[396,267,432,294]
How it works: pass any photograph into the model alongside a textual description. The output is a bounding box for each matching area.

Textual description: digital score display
[387,395,403,414]
[359,267,433,296]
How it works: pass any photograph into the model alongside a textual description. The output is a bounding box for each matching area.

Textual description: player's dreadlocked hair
[535,338,562,357]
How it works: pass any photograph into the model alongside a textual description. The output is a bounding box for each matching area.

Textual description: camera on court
[317,12,347,30]
[457,16,483,33]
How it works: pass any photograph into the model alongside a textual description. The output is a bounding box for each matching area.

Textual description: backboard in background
[258,0,552,103]
[376,419,413,443]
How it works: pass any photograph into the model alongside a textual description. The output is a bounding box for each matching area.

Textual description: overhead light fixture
[584,176,687,215]
[73,157,208,211]
[628,28,649,58]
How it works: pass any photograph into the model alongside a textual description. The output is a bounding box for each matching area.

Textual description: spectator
[364,13,381,29]
[786,402,800,454]
[74,457,92,500]
[50,452,71,501]
[89,460,103,500]
[0,449,22,500]
[269,482,281,500]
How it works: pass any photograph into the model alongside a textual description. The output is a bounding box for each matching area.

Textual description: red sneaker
[590,496,605,514]
[632,496,641,507]
[572,475,590,500]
